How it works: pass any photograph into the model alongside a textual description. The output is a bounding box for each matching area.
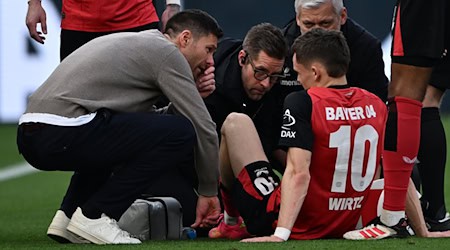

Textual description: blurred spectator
[25,0,181,60]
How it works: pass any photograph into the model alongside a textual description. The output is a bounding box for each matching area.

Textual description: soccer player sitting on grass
[208,28,450,241]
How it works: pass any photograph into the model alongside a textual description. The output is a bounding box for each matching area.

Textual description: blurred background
[1,0,449,123]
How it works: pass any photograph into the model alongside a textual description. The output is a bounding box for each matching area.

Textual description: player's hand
[26,0,47,44]
[191,195,221,228]
[241,235,284,242]
[160,4,180,32]
[195,66,216,98]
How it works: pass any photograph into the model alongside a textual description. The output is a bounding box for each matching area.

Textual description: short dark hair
[164,9,223,40]
[292,28,350,77]
[242,23,288,61]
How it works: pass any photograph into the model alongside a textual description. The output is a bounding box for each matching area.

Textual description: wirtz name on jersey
[329,196,364,211]
[325,105,376,121]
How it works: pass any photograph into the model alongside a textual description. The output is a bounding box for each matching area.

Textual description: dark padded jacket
[204,38,280,157]
[275,17,388,103]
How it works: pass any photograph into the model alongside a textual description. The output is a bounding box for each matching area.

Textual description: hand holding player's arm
[242,148,311,242]
[191,195,221,228]
[406,179,450,237]
[26,0,47,44]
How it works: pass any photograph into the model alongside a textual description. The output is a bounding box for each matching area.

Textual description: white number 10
[329,125,378,193]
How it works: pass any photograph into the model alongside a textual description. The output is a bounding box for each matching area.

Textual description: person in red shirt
[345,0,450,239]
[25,0,181,60]
[209,28,450,241]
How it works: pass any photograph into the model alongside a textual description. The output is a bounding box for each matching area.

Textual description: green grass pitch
[1,121,450,249]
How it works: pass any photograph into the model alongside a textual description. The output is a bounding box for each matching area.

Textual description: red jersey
[278,86,387,239]
[61,0,159,32]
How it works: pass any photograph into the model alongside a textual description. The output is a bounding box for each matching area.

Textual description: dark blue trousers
[17,109,196,221]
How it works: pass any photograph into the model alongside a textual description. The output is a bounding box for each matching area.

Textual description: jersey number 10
[329,125,379,193]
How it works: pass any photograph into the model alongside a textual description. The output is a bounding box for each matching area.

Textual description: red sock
[383,96,422,211]
[220,185,240,217]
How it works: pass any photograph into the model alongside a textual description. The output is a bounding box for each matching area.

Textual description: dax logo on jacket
[281,109,296,138]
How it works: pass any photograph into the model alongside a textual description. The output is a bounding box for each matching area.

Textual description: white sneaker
[343,217,409,240]
[47,210,90,244]
[344,223,397,240]
[67,207,141,244]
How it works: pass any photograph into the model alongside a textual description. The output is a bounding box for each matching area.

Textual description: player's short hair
[292,28,350,77]
[242,23,288,61]
[164,9,223,40]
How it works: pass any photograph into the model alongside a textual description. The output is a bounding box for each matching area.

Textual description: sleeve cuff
[166,0,181,5]
[197,181,219,197]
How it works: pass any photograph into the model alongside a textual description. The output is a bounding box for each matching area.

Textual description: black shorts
[60,22,159,61]
[391,0,450,67]
[232,161,281,236]
[430,55,450,91]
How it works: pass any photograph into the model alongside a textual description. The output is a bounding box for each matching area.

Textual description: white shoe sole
[67,222,107,245]
[47,210,90,244]
[47,225,90,244]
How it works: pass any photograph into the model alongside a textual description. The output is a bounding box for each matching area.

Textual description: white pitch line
[0,162,39,182]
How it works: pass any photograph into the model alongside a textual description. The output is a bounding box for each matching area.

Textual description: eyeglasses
[247,55,285,84]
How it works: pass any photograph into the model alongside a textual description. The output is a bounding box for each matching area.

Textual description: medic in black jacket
[204,23,288,157]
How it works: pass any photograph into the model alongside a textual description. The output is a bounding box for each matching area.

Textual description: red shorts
[359,179,384,227]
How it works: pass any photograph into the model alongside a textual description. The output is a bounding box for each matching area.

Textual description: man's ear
[178,30,192,48]
[311,63,321,81]
[340,7,348,25]
[296,14,301,28]
[238,50,247,66]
